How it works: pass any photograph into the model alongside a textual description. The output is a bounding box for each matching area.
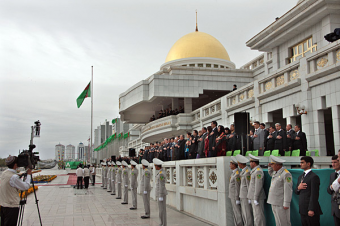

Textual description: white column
[332,105,340,152]
[184,98,192,113]
[172,98,179,110]
[312,110,327,155]
[175,162,183,211]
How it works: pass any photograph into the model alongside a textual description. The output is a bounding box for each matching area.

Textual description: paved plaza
[20,169,213,226]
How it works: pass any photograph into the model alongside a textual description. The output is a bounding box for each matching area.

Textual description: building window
[189,64,195,67]
[198,63,203,67]
[220,65,225,68]
[206,64,211,68]
[214,64,218,68]
[181,64,187,67]
[289,37,317,63]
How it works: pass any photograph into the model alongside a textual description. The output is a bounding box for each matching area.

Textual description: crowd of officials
[137,120,308,164]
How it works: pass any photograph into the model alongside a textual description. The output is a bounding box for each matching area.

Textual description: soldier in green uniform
[121,160,129,204]
[130,160,138,210]
[141,159,151,219]
[153,158,167,226]
[247,154,266,226]
[229,156,243,226]
[236,154,254,226]
[267,155,293,226]
[116,161,122,199]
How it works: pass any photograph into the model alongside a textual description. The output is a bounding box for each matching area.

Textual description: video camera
[17,145,40,169]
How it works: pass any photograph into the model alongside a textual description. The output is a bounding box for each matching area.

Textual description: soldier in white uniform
[107,162,112,192]
[247,154,266,226]
[236,154,254,226]
[267,155,293,226]
[103,162,107,189]
[116,161,122,199]
[101,162,104,187]
[121,160,130,204]
[141,159,151,219]
[153,158,167,226]
[111,162,116,195]
[130,160,138,210]
[229,156,243,226]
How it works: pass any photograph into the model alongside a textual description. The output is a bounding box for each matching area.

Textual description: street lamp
[295,104,307,115]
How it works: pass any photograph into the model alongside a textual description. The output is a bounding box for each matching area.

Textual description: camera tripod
[17,173,42,226]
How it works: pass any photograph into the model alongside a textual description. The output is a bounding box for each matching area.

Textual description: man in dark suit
[252,121,265,155]
[286,124,295,152]
[198,127,208,158]
[294,156,322,226]
[327,155,340,225]
[293,125,308,156]
[189,130,199,159]
[260,123,269,150]
[266,126,275,151]
[209,121,218,157]
[176,135,186,160]
[273,123,287,156]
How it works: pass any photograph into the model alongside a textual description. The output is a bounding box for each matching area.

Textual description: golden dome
[165,31,230,63]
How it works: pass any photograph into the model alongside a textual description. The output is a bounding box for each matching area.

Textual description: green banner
[263,168,333,226]
[65,161,83,169]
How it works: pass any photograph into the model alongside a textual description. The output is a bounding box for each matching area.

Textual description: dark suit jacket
[293,131,307,155]
[266,132,275,151]
[190,136,199,155]
[286,129,295,150]
[273,130,287,151]
[198,133,208,156]
[327,172,340,218]
[294,171,323,215]
[177,139,186,160]
[209,127,218,151]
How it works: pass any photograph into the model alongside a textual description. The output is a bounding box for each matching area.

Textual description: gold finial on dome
[195,10,198,32]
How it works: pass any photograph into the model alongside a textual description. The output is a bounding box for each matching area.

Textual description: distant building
[55,143,65,161]
[77,142,85,160]
[65,144,75,160]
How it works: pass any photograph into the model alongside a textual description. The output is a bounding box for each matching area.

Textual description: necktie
[301,172,306,182]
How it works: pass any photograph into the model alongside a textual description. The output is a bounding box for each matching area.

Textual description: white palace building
[118,0,340,157]
[94,1,340,225]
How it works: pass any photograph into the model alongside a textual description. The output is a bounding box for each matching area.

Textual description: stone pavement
[21,172,213,226]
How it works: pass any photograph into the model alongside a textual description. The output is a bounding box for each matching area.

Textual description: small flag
[76,82,91,108]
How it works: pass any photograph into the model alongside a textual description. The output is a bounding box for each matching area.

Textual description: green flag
[76,82,91,108]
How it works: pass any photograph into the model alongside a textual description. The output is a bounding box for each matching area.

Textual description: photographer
[0,155,32,226]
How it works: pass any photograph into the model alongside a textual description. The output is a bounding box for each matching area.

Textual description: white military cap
[235,154,249,164]
[100,162,104,165]
[102,162,107,166]
[270,155,286,164]
[122,161,128,167]
[153,158,163,165]
[116,161,122,166]
[108,162,111,166]
[111,162,116,166]
[141,159,149,167]
[249,154,260,162]
[130,160,137,166]
[230,156,238,164]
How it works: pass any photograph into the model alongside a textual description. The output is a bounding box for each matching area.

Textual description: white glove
[248,199,251,204]
[159,197,163,201]
[254,200,259,206]
[143,191,147,194]
[236,200,240,205]
[125,185,128,187]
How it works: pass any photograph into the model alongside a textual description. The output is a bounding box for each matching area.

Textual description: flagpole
[91,66,93,165]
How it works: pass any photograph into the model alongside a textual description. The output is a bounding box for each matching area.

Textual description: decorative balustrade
[226,83,255,110]
[241,53,265,70]
[201,100,222,119]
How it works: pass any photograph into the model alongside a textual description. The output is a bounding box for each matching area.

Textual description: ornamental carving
[317,57,328,67]
[276,75,284,87]
[209,168,218,188]
[205,108,209,116]
[336,50,340,61]
[290,70,299,81]
[265,81,272,91]
[187,168,192,186]
[173,169,176,184]
[166,169,170,183]
[239,94,244,101]
[259,58,264,64]
[232,98,236,105]
[248,89,254,98]
[216,103,221,111]
[211,106,215,113]
[197,168,204,187]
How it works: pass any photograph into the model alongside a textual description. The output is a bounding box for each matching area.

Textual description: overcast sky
[0,0,298,160]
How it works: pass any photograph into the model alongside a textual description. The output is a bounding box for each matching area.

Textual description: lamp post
[295,104,307,115]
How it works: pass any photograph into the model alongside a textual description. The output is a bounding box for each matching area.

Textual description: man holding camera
[0,155,32,226]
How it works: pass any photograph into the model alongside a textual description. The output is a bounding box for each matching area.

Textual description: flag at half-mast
[76,82,91,108]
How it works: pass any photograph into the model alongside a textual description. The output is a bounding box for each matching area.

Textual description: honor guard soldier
[116,161,122,199]
[229,156,243,226]
[141,159,151,219]
[101,162,105,187]
[111,162,116,195]
[267,155,293,226]
[130,160,138,210]
[121,160,129,204]
[236,154,254,226]
[153,158,168,226]
[247,154,266,226]
[107,162,112,192]
[103,162,108,189]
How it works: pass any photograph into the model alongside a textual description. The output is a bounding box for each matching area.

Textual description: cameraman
[0,155,32,226]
